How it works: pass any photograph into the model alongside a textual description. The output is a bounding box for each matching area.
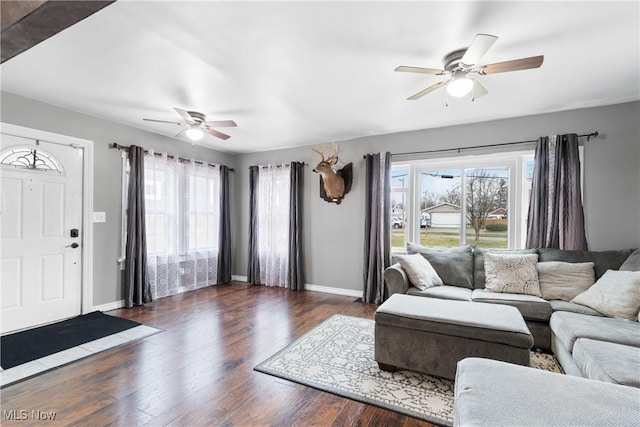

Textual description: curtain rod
[110,143,234,171]
[364,131,599,159]
[250,162,307,169]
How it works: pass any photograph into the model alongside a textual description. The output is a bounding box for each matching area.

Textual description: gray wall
[1,92,236,306]
[2,91,639,302]
[234,101,640,292]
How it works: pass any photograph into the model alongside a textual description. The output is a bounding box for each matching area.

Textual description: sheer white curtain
[145,151,181,299]
[182,160,220,291]
[257,164,291,287]
[144,153,221,299]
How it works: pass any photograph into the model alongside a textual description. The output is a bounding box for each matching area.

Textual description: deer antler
[311,144,326,161]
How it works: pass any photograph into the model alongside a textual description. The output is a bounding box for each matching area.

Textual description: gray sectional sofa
[383,243,640,388]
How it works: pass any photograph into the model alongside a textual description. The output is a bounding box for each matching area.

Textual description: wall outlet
[93,212,106,223]
[179,268,185,275]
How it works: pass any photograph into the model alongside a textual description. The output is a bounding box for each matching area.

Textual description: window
[391,151,535,251]
[256,164,291,286]
[391,167,409,249]
[257,165,290,257]
[0,146,63,173]
[121,153,222,298]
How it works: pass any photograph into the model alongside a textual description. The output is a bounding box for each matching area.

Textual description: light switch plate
[93,212,106,223]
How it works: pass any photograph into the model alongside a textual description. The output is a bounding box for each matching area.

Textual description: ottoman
[374,294,533,379]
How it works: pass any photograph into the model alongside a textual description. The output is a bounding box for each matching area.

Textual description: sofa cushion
[471,289,552,321]
[472,247,537,289]
[407,285,472,301]
[620,248,640,271]
[571,270,640,321]
[454,358,640,427]
[538,248,633,279]
[573,338,640,387]
[484,252,541,296]
[537,261,595,301]
[395,253,443,290]
[549,300,604,317]
[550,311,640,353]
[406,243,474,289]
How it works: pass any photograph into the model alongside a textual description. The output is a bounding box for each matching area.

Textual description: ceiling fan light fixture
[185,126,204,141]
[447,72,474,98]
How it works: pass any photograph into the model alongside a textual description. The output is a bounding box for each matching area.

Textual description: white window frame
[392,150,537,253]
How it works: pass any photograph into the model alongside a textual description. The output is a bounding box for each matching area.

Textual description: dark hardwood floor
[1,283,435,426]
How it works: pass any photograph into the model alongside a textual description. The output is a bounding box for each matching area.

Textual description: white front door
[1,135,84,334]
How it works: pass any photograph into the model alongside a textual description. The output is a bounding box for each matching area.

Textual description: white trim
[304,284,362,298]
[230,278,361,297]
[0,123,95,316]
[92,300,125,312]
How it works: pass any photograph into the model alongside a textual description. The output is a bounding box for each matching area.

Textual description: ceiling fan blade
[206,120,237,128]
[174,107,194,122]
[472,79,488,99]
[478,55,544,75]
[143,118,182,125]
[204,128,231,140]
[460,34,498,68]
[395,65,446,75]
[407,80,448,100]
[175,129,187,138]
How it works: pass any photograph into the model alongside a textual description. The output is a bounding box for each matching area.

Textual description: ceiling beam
[1,0,115,64]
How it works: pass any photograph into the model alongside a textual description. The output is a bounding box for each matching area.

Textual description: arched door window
[0,145,64,174]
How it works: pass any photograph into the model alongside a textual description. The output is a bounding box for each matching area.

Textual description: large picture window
[391,151,535,251]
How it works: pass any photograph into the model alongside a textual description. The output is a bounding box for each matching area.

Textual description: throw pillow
[406,242,474,288]
[538,248,633,279]
[484,252,542,296]
[396,253,443,290]
[473,247,538,289]
[537,261,595,301]
[571,270,640,321]
[620,248,640,271]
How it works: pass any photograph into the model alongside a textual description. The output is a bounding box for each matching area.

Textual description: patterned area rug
[255,314,563,426]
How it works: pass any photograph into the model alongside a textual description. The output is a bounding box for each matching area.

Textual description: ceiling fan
[395,34,543,101]
[143,108,237,141]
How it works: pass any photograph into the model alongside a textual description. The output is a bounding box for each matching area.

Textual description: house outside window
[391,151,535,252]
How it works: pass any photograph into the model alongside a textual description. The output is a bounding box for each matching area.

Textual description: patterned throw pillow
[484,252,542,296]
[396,253,444,290]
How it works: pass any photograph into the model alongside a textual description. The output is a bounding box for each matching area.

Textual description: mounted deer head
[312,143,346,202]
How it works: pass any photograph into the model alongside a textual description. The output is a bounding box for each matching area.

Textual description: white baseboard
[304,284,362,298]
[92,300,125,312]
[230,276,361,298]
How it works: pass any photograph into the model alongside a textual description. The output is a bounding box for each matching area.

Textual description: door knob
[66,243,79,248]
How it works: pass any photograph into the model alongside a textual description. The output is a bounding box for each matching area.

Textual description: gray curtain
[125,145,152,307]
[217,165,232,283]
[247,166,261,284]
[526,134,588,250]
[363,152,391,304]
[288,162,304,290]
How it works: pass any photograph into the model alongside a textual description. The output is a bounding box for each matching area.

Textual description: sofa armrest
[384,263,410,297]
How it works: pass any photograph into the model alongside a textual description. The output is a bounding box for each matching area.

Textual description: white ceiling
[1,1,638,154]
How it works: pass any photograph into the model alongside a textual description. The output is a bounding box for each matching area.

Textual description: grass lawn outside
[392,227,508,249]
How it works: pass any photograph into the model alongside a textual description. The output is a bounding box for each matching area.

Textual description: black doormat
[1,311,141,369]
